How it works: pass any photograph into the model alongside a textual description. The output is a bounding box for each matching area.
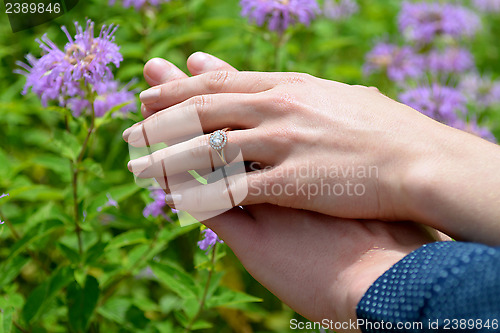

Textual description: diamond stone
[209,130,227,150]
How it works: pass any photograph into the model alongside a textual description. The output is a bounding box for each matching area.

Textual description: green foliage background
[0,0,499,332]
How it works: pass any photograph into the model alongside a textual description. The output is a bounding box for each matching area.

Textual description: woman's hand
[125,53,500,246]
[125,65,431,218]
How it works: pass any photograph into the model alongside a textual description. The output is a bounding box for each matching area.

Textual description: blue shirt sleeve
[356,241,500,332]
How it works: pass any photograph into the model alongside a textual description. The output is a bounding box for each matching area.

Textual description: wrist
[401,119,500,244]
[342,246,411,332]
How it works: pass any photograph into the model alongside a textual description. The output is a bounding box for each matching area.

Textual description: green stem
[71,88,96,256]
[274,32,287,71]
[12,320,29,333]
[182,244,217,333]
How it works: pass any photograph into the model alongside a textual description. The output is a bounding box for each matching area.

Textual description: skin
[125,54,500,246]
[126,54,445,332]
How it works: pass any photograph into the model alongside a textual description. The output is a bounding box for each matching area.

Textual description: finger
[151,172,198,197]
[144,57,188,87]
[139,71,278,112]
[142,53,239,118]
[158,169,275,215]
[187,52,237,76]
[128,129,274,178]
[142,58,190,118]
[124,93,262,145]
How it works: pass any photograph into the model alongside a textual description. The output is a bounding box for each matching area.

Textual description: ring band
[209,128,230,165]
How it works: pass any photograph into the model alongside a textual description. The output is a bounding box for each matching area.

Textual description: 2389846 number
[443,319,498,330]
[5,2,61,14]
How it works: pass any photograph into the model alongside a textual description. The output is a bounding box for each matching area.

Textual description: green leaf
[31,154,71,181]
[154,320,175,333]
[66,275,100,332]
[206,287,262,309]
[57,243,80,264]
[81,158,104,178]
[84,241,107,265]
[22,266,73,324]
[0,307,13,333]
[0,256,29,289]
[8,220,64,260]
[52,130,81,162]
[45,105,73,118]
[85,183,140,217]
[150,261,198,299]
[0,148,13,180]
[97,297,132,326]
[8,184,65,202]
[124,305,149,329]
[95,101,136,129]
[25,202,71,229]
[106,229,148,250]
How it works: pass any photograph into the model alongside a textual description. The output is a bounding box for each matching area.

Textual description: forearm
[403,120,500,245]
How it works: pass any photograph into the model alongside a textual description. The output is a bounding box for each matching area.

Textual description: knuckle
[192,94,211,119]
[206,70,230,92]
[281,72,308,85]
[267,90,299,111]
[259,126,296,154]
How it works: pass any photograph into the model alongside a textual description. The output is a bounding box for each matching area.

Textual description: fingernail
[123,121,142,141]
[140,87,161,103]
[165,193,182,205]
[190,52,213,71]
[128,155,151,174]
[144,58,173,83]
[128,124,147,145]
[123,127,133,141]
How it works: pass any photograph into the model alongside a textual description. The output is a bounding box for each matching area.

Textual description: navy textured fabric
[356,242,500,332]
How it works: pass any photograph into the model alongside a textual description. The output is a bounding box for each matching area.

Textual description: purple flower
[240,0,320,33]
[398,2,480,44]
[97,193,119,212]
[197,228,223,252]
[323,0,358,20]
[426,48,474,74]
[143,188,173,222]
[135,266,157,279]
[109,0,170,10]
[67,80,136,117]
[399,84,467,124]
[16,20,121,102]
[473,0,500,12]
[450,119,497,143]
[459,73,500,109]
[364,43,424,81]
[16,20,134,117]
